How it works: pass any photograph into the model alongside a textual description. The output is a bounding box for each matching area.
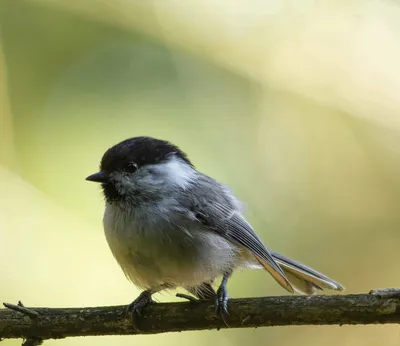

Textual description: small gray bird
[86,136,344,327]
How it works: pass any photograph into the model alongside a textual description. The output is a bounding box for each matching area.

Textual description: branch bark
[1,290,400,342]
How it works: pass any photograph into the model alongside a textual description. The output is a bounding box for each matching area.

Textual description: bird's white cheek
[154,158,196,189]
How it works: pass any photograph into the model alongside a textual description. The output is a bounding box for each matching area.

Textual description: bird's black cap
[99,136,193,173]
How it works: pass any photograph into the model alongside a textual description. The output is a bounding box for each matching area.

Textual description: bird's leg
[216,270,232,325]
[127,290,154,330]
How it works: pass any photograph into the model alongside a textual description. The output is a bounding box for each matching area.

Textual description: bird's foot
[127,290,154,331]
[215,284,229,326]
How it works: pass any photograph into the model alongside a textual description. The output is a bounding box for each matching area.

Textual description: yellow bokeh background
[1,1,400,345]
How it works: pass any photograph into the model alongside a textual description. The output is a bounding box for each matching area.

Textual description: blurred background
[1,0,400,345]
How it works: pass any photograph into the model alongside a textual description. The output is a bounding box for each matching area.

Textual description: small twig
[3,302,43,346]
[175,293,200,303]
[369,288,400,299]
[3,302,39,319]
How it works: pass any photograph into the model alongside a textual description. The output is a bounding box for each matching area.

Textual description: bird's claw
[215,285,229,326]
[127,291,153,331]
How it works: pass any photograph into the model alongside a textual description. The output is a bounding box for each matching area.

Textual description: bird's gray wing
[187,190,294,293]
[180,174,342,294]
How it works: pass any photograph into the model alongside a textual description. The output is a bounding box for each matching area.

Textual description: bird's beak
[85,171,109,183]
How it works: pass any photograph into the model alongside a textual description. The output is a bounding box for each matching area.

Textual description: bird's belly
[104,213,240,290]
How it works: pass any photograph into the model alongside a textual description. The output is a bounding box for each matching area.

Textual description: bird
[86,136,344,328]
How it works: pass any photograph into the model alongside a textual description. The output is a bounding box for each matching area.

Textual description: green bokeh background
[2,1,400,345]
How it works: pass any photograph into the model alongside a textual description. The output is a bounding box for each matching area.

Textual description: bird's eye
[126,162,138,173]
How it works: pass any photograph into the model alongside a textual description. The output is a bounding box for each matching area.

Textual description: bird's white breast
[103,201,243,291]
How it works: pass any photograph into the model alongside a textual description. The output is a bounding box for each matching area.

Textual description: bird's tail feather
[270,251,344,294]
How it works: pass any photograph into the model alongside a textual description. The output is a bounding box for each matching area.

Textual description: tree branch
[1,291,400,342]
